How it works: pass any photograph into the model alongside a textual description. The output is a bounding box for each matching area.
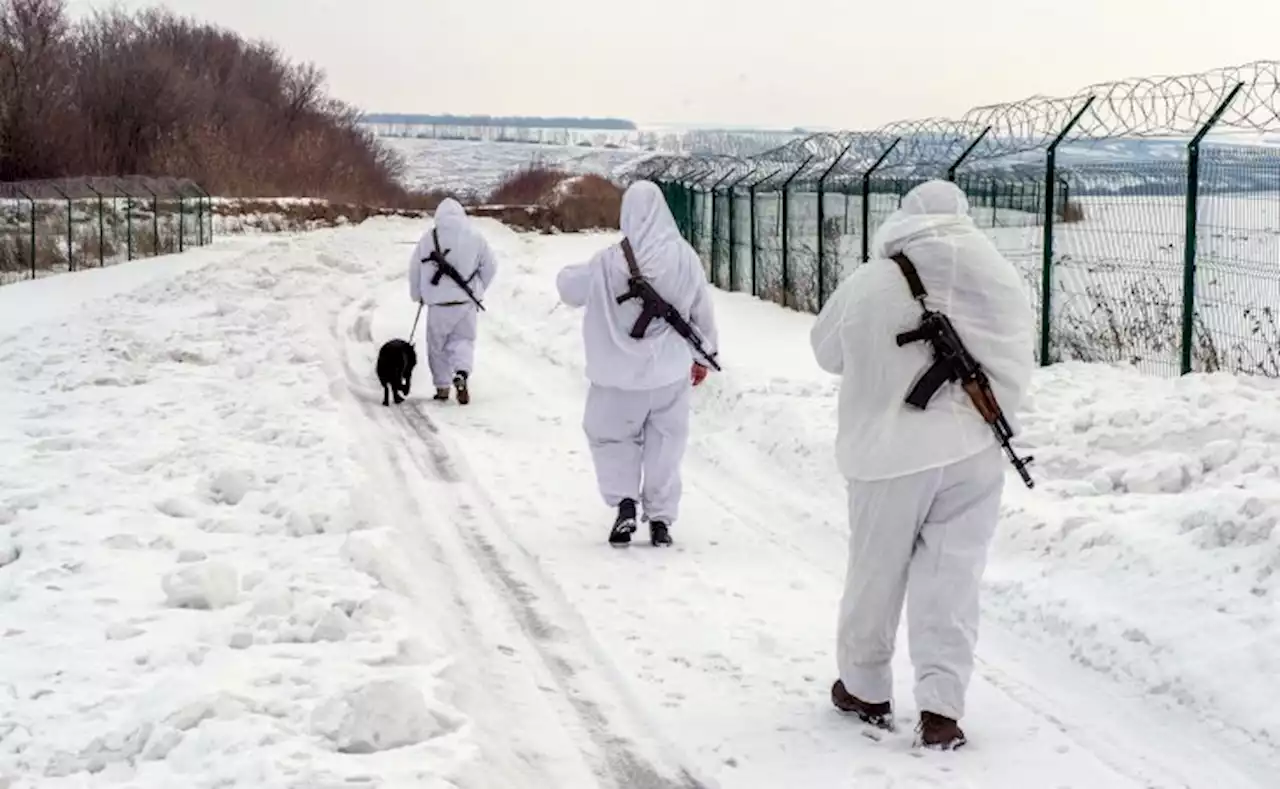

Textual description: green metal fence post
[861,137,902,262]
[817,141,856,309]
[1181,81,1245,375]
[748,178,760,298]
[65,192,73,271]
[946,127,992,182]
[679,180,693,242]
[780,156,814,309]
[125,187,134,261]
[1040,95,1096,367]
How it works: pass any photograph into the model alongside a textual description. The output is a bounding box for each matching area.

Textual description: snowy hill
[2,220,1279,787]
[387,133,1280,200]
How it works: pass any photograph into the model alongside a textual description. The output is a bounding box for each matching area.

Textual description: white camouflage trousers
[425,305,478,388]
[837,446,1005,721]
[583,379,691,525]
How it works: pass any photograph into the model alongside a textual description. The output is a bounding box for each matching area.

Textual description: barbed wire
[633,59,1280,185]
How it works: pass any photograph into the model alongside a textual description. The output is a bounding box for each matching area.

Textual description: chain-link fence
[0,177,213,286]
[643,60,1280,379]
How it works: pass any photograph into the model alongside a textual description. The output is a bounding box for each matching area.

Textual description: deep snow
[2,217,1279,788]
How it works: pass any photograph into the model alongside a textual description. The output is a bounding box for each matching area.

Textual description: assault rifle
[616,238,721,372]
[422,228,485,311]
[892,253,1034,488]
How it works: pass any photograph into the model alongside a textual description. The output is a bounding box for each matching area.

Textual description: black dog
[376,339,417,406]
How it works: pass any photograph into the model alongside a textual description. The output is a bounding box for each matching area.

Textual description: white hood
[430,198,477,275]
[555,180,719,391]
[810,179,1035,480]
[408,198,499,307]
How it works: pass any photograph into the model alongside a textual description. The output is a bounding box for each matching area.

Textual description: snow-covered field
[3,217,1280,788]
[386,137,653,199]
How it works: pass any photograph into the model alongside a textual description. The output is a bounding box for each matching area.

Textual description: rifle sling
[892,250,953,405]
[621,237,643,279]
[891,252,928,303]
[618,237,686,340]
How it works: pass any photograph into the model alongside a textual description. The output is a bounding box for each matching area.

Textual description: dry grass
[487,165,573,206]
[553,174,622,232]
[1061,200,1086,223]
[483,166,622,233]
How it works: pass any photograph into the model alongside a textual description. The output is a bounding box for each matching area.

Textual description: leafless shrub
[484,166,622,233]
[487,165,573,206]
[0,0,423,206]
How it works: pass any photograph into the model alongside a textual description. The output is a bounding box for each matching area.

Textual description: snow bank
[990,363,1280,753]
[0,236,271,334]
[311,679,458,754]
[161,561,239,610]
[0,226,469,787]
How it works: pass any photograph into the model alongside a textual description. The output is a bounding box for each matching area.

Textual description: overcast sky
[66,0,1279,130]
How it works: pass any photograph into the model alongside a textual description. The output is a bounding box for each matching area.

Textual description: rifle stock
[892,253,1034,488]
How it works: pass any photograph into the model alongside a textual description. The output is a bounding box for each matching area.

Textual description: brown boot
[916,711,966,750]
[433,387,450,401]
[830,680,894,731]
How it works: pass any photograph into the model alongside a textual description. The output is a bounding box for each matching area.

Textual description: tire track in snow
[393,400,709,789]
[333,292,613,788]
[333,292,707,788]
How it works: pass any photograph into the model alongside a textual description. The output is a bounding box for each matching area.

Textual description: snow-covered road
[3,219,1279,788]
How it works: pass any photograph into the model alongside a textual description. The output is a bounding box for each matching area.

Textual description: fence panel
[1194,147,1280,376]
[1046,162,1188,374]
[787,190,820,313]
[0,177,212,286]
[712,189,731,289]
[753,192,784,304]
[819,189,858,305]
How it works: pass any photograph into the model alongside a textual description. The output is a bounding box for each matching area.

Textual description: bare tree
[0,0,412,204]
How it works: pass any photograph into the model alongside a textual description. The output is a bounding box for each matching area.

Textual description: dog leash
[409,302,423,343]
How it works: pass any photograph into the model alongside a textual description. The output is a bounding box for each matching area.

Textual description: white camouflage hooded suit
[809,180,1034,724]
[556,180,719,529]
[409,199,499,392]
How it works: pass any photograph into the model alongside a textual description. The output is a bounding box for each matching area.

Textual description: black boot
[649,521,672,547]
[609,499,637,547]
[453,371,470,405]
[831,680,895,731]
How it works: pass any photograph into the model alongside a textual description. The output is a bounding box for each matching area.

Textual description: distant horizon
[359,113,821,135]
